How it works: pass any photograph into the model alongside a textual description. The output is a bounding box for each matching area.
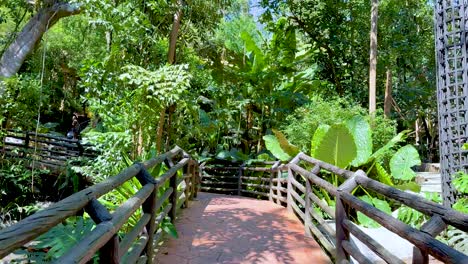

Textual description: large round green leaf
[310,124,330,157]
[346,116,372,167]
[314,124,357,168]
[390,145,421,180]
[263,135,291,161]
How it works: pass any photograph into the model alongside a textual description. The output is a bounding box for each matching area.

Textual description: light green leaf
[357,195,379,228]
[452,198,468,214]
[311,124,330,157]
[161,220,178,238]
[369,130,408,162]
[263,135,291,161]
[314,124,356,168]
[390,145,421,180]
[357,196,391,228]
[375,162,394,186]
[346,116,372,167]
[452,171,468,194]
[372,197,392,214]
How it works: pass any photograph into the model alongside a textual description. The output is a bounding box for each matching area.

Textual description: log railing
[1,130,96,172]
[201,153,468,263]
[0,146,200,263]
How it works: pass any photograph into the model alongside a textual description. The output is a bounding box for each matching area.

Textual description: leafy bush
[283,96,396,152]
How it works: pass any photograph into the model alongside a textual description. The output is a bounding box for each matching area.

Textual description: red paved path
[156,192,330,264]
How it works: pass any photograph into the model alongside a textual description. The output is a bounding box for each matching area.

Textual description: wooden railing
[201,153,468,264]
[0,146,200,263]
[1,130,95,172]
[200,160,288,200]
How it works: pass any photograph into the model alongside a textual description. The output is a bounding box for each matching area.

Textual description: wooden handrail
[0,146,200,263]
[200,153,468,263]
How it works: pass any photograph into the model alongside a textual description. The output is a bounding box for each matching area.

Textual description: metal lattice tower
[435,0,468,206]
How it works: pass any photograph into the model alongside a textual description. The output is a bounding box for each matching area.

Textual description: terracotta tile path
[155,192,330,264]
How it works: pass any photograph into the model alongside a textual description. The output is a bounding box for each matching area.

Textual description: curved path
[156,192,330,264]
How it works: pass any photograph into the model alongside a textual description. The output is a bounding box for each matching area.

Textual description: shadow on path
[156,192,329,264]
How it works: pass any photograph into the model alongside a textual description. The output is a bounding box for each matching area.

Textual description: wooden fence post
[237,163,244,196]
[305,165,321,237]
[305,178,313,237]
[335,171,363,263]
[412,215,447,264]
[85,199,119,264]
[276,169,282,205]
[269,162,280,202]
[24,132,30,148]
[183,162,189,208]
[165,158,177,224]
[287,167,294,213]
[136,164,158,264]
[195,162,203,198]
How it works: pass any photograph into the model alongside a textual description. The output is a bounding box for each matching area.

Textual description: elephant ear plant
[264,115,423,228]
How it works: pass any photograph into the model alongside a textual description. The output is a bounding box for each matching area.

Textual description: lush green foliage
[0,0,457,254]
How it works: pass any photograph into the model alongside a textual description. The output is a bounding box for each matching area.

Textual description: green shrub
[283,96,396,152]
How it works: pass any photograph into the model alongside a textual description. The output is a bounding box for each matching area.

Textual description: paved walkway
[156,192,329,264]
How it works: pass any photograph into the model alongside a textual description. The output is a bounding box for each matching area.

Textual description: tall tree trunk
[168,0,185,64]
[384,69,392,118]
[369,0,378,114]
[156,0,185,153]
[0,2,81,80]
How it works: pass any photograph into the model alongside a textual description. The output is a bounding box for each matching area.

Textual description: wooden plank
[340,191,468,263]
[307,190,335,218]
[343,219,404,264]
[270,194,287,203]
[290,176,306,193]
[203,166,241,171]
[119,213,151,258]
[85,199,119,264]
[287,168,294,213]
[244,167,272,172]
[305,179,313,237]
[237,164,243,196]
[135,166,157,264]
[241,182,270,189]
[307,206,335,241]
[342,240,373,264]
[272,178,287,183]
[298,153,354,179]
[290,163,338,197]
[168,158,178,224]
[305,218,336,259]
[290,199,305,221]
[241,176,272,181]
[120,234,148,264]
[276,170,283,205]
[270,185,287,193]
[58,184,154,263]
[0,161,143,258]
[290,189,305,207]
[413,215,447,264]
[354,174,468,231]
[269,161,280,202]
[155,158,189,188]
[201,175,239,180]
[155,188,173,211]
[142,146,182,169]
